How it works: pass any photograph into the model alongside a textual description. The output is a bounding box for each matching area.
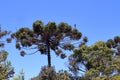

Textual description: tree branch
[77,68,86,72]
[25,50,39,55]
[22,46,38,50]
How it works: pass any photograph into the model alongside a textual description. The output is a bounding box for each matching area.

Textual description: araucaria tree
[11,20,82,67]
[31,66,72,80]
[0,50,14,79]
[0,26,14,79]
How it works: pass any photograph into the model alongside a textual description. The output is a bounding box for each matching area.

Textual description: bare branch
[60,40,81,46]
[77,68,86,72]
[21,46,38,50]
[25,50,39,55]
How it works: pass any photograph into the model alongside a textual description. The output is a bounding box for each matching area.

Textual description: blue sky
[0,0,120,79]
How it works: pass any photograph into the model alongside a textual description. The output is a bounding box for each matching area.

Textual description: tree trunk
[47,45,51,67]
[48,47,52,80]
[47,39,52,80]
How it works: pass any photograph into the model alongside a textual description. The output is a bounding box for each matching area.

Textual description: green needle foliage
[0,50,14,79]
[111,74,120,80]
[106,36,120,75]
[31,66,72,80]
[11,20,82,67]
[0,26,14,80]
[68,41,115,79]
[31,66,56,80]
[69,36,120,79]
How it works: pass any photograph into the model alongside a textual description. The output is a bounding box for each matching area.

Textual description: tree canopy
[68,36,120,79]
[31,66,73,80]
[12,20,83,67]
[0,26,14,79]
[1,21,120,80]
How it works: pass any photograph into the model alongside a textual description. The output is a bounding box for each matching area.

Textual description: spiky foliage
[0,26,14,79]
[0,50,14,79]
[92,75,108,80]
[106,36,120,75]
[106,36,120,54]
[31,66,56,80]
[68,41,115,79]
[12,20,82,67]
[31,66,73,80]
[0,26,11,47]
[111,74,120,80]
[55,70,72,80]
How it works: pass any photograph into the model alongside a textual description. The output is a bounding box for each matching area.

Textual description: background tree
[0,50,14,79]
[68,36,120,79]
[106,36,120,76]
[0,26,14,79]
[31,66,56,80]
[31,66,73,80]
[68,41,115,79]
[55,70,72,80]
[11,20,83,68]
